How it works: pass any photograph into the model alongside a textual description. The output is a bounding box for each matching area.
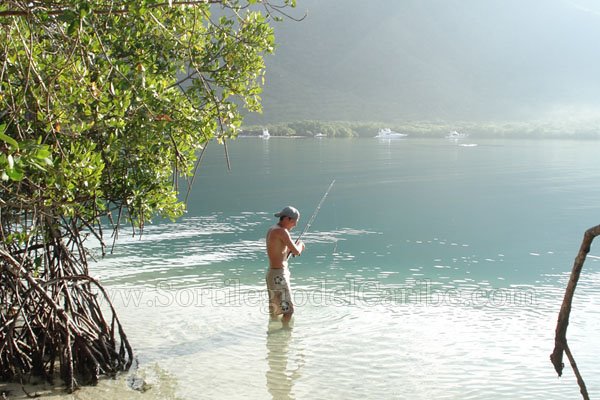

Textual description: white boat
[375,128,407,139]
[260,128,270,139]
[445,130,468,140]
[314,132,327,138]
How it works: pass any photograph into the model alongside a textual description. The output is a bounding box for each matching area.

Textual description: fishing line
[330,182,339,262]
[330,180,340,267]
[287,179,336,260]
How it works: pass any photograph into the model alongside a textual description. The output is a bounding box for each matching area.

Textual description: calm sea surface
[84,137,600,399]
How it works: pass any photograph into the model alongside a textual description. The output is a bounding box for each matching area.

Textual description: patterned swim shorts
[266,268,294,315]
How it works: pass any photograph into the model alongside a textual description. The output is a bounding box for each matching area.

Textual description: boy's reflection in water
[266,320,304,400]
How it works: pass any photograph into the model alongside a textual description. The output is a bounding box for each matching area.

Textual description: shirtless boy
[266,206,305,327]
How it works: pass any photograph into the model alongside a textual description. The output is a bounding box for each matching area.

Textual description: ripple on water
[84,212,600,399]
[95,271,599,400]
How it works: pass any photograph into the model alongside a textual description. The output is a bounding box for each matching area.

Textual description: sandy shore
[0,380,145,400]
[0,364,180,400]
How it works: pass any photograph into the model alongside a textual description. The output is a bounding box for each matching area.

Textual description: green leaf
[0,131,19,149]
[35,148,52,159]
[6,167,24,181]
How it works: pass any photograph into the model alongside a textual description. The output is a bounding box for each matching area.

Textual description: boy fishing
[265,206,305,327]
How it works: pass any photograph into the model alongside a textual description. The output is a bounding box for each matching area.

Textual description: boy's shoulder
[268,225,289,238]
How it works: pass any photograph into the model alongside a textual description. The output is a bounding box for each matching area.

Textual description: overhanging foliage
[0,0,295,391]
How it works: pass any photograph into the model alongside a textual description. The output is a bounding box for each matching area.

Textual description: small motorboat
[375,128,407,139]
[445,130,468,140]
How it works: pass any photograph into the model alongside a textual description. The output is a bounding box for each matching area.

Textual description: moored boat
[375,128,407,139]
[445,130,468,140]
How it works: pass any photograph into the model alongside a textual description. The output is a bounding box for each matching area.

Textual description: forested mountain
[245,0,600,126]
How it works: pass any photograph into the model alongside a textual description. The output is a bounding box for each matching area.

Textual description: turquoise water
[89,137,600,399]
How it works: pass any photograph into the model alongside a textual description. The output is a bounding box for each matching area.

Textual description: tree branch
[550,224,600,398]
[0,1,248,18]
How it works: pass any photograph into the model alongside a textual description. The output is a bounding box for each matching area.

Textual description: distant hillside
[244,0,600,127]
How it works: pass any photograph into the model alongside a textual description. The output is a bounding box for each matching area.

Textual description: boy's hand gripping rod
[287,179,336,260]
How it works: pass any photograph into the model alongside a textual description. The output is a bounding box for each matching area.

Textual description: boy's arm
[281,229,305,256]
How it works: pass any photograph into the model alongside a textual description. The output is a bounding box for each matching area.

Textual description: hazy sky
[252,0,600,124]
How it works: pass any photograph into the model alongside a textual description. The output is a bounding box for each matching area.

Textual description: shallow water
[31,137,600,399]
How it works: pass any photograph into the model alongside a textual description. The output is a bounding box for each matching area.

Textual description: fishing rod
[288,179,336,260]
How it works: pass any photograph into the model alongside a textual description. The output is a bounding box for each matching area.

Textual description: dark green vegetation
[243,120,600,138]
[0,0,293,391]
[246,0,600,136]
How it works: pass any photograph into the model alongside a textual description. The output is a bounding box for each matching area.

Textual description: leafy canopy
[0,0,291,235]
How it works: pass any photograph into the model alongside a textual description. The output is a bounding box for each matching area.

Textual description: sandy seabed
[0,364,180,400]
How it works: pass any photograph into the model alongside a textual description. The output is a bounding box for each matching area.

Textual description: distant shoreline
[239,120,600,139]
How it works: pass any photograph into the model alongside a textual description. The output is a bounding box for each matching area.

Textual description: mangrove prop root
[550,224,600,399]
[0,241,133,392]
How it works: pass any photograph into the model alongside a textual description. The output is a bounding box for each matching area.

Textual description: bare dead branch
[550,224,600,399]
